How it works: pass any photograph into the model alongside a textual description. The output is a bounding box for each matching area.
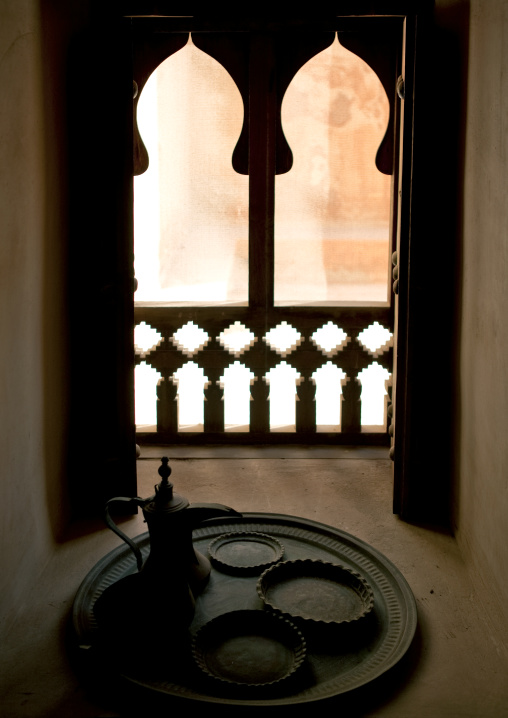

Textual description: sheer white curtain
[134,36,249,305]
[275,35,392,305]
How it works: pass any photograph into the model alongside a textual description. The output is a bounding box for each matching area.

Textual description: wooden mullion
[248,31,276,311]
[204,369,225,433]
[246,31,277,432]
[202,336,226,433]
[296,371,317,434]
[339,334,367,433]
[249,376,270,434]
[341,371,362,434]
[247,319,270,433]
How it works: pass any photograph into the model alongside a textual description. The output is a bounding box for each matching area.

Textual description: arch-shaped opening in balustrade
[135,361,161,431]
[359,362,391,431]
[220,362,255,431]
[265,362,301,432]
[173,361,208,431]
[313,362,347,432]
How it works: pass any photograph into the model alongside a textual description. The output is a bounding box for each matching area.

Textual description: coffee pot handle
[105,497,146,571]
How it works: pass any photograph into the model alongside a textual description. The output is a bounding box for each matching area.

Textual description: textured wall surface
[0,0,71,637]
[457,0,508,651]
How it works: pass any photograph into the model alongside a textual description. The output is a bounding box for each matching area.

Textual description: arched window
[131,19,401,446]
[134,37,248,304]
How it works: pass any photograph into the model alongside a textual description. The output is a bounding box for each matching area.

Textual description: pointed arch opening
[275,34,392,306]
[134,35,249,305]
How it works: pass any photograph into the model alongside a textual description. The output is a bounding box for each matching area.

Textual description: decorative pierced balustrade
[134,305,393,445]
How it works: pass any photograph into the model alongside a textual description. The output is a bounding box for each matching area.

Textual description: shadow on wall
[39,1,101,542]
[432,0,470,531]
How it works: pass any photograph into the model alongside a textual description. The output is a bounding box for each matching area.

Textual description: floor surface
[1,448,507,717]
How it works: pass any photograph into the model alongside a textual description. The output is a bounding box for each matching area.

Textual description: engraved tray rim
[72,512,417,707]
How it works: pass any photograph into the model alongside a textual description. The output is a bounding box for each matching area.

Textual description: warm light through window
[134,36,248,305]
[275,35,392,305]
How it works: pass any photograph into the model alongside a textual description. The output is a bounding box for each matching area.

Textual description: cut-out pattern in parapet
[313,362,347,431]
[134,322,162,358]
[172,321,209,357]
[265,361,301,431]
[264,322,302,357]
[357,322,393,358]
[218,321,256,357]
[311,322,349,357]
[220,361,255,431]
[135,361,161,429]
[358,362,391,429]
[173,361,208,431]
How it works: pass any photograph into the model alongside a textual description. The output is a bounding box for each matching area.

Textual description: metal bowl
[191,609,306,688]
[208,531,284,575]
[257,559,374,627]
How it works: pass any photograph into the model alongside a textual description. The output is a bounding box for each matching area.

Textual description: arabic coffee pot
[93,457,241,644]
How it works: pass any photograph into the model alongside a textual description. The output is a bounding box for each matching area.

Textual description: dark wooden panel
[137,430,391,446]
[68,12,137,513]
[134,304,393,328]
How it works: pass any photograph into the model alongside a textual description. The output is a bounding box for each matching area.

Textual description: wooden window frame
[69,4,449,526]
[130,14,403,448]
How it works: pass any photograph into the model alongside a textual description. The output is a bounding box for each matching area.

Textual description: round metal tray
[72,513,417,707]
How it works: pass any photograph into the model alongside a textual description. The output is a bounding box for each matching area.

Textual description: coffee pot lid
[143,457,189,514]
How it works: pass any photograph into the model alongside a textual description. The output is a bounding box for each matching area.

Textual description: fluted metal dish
[257,558,374,626]
[192,609,306,687]
[208,531,284,575]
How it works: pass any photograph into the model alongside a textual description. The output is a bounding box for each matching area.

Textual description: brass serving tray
[72,513,417,708]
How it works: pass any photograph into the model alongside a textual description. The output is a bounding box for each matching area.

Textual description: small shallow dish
[257,559,375,627]
[191,609,306,688]
[208,532,284,575]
